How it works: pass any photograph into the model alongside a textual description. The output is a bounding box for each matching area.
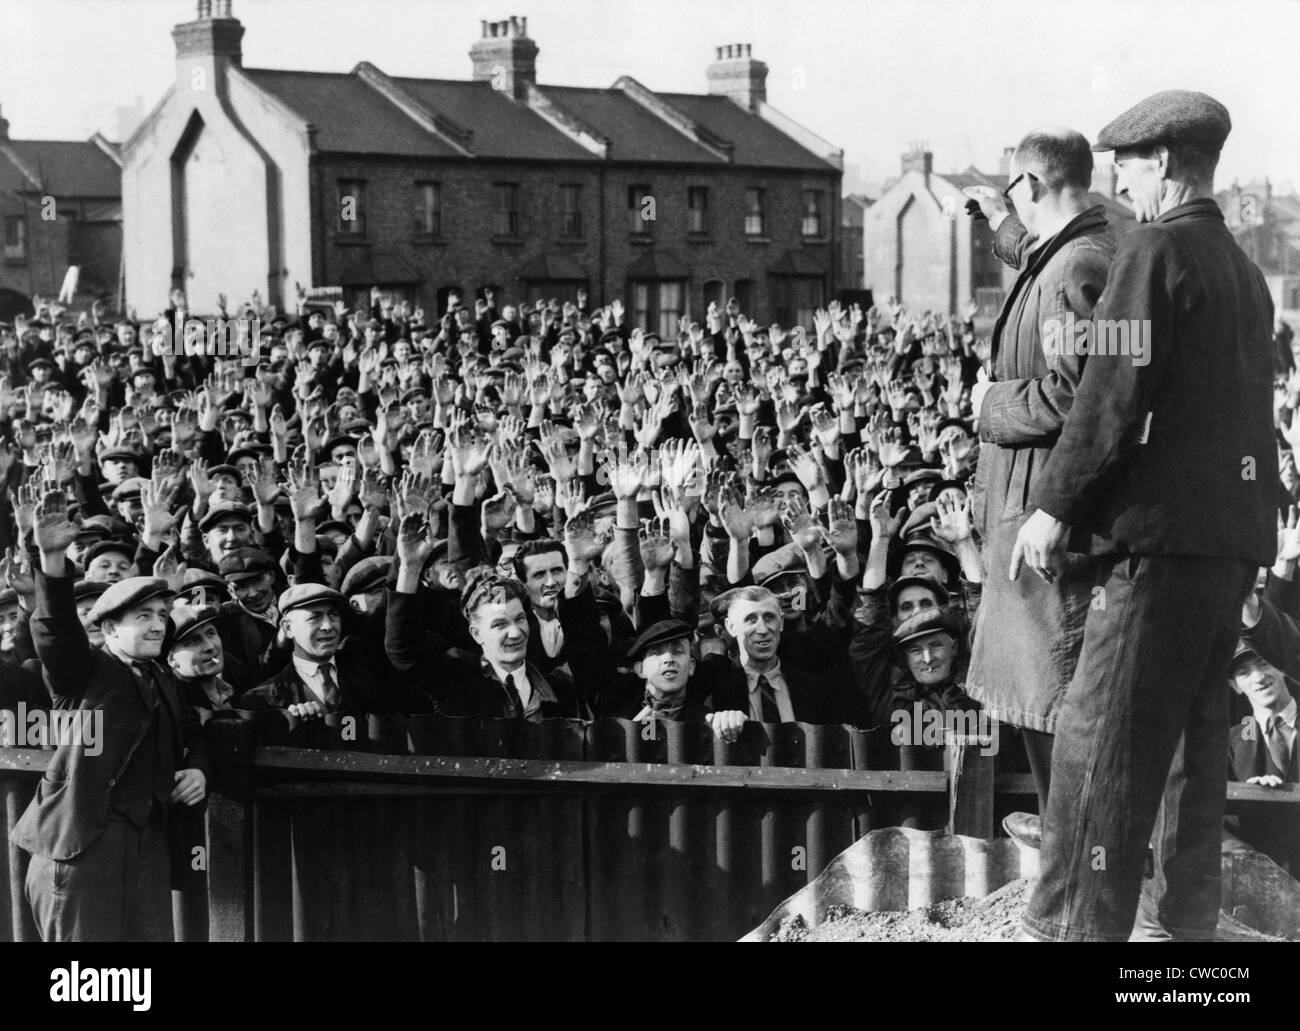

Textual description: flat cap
[627,619,695,662]
[1094,89,1231,153]
[206,463,244,482]
[170,602,221,643]
[99,447,142,466]
[752,544,809,588]
[892,608,962,649]
[320,434,358,457]
[110,476,149,502]
[340,555,391,596]
[72,579,109,603]
[84,539,135,566]
[199,501,253,533]
[89,576,174,624]
[218,546,276,581]
[278,582,347,617]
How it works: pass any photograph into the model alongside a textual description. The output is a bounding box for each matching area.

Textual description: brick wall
[312,155,840,324]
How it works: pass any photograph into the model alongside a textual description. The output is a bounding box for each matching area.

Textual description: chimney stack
[173,0,244,76]
[470,16,539,101]
[706,43,768,111]
[901,142,933,178]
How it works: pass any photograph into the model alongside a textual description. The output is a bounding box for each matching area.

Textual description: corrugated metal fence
[1,709,1294,941]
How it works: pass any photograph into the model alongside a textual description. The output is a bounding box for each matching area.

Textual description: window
[560,184,583,237]
[493,183,521,236]
[3,217,27,261]
[744,188,765,236]
[413,182,442,236]
[631,281,685,339]
[688,186,710,234]
[628,184,652,236]
[802,189,824,237]
[337,179,367,236]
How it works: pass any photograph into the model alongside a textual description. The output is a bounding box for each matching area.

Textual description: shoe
[1002,812,1042,850]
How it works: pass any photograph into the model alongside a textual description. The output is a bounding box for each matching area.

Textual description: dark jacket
[692,652,839,725]
[1030,199,1276,562]
[12,572,210,862]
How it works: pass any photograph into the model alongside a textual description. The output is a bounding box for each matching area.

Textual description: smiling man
[15,492,208,942]
[238,582,406,717]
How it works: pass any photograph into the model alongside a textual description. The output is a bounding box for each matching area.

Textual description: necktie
[1264,715,1291,776]
[505,670,527,716]
[319,663,340,711]
[756,674,781,723]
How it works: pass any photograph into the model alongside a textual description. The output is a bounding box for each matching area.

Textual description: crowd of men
[0,91,1296,943]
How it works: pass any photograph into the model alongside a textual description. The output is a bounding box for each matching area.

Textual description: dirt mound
[768,878,1290,942]
[771,878,1030,942]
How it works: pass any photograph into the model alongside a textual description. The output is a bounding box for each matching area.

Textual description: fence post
[205,718,255,942]
[946,732,995,838]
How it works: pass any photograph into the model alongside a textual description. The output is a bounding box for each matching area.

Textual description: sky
[1,0,1296,194]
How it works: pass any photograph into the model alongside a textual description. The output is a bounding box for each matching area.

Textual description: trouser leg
[1022,555,1254,941]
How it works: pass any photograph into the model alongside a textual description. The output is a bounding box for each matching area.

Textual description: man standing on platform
[1011,91,1277,941]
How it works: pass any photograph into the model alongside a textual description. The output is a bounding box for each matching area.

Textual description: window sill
[412,235,448,246]
[556,237,586,247]
[491,235,526,246]
[628,234,655,246]
[334,235,371,247]
[3,257,28,266]
[801,237,829,245]
[746,236,771,244]
[687,233,713,244]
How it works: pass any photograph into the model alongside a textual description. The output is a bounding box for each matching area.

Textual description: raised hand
[931,490,973,545]
[248,457,282,507]
[563,510,604,565]
[781,494,821,552]
[285,454,321,520]
[718,485,755,541]
[785,443,826,491]
[609,447,650,500]
[868,490,903,540]
[32,491,79,555]
[638,517,675,572]
[822,497,859,556]
[396,510,434,570]
[448,425,493,477]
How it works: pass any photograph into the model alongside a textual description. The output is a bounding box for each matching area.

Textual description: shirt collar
[1275,698,1297,730]
[293,655,335,679]
[744,660,783,688]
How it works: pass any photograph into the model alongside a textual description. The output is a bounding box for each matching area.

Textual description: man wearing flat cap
[1012,90,1276,942]
[14,492,208,941]
[238,582,416,717]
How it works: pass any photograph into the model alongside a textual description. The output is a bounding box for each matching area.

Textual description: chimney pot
[198,0,211,17]
[520,16,527,35]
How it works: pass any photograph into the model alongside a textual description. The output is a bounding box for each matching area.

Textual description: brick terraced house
[123,1,844,332]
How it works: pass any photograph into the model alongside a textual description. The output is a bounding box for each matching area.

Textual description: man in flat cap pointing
[1013,91,1276,940]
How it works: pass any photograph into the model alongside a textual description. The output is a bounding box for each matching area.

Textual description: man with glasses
[961,128,1118,850]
